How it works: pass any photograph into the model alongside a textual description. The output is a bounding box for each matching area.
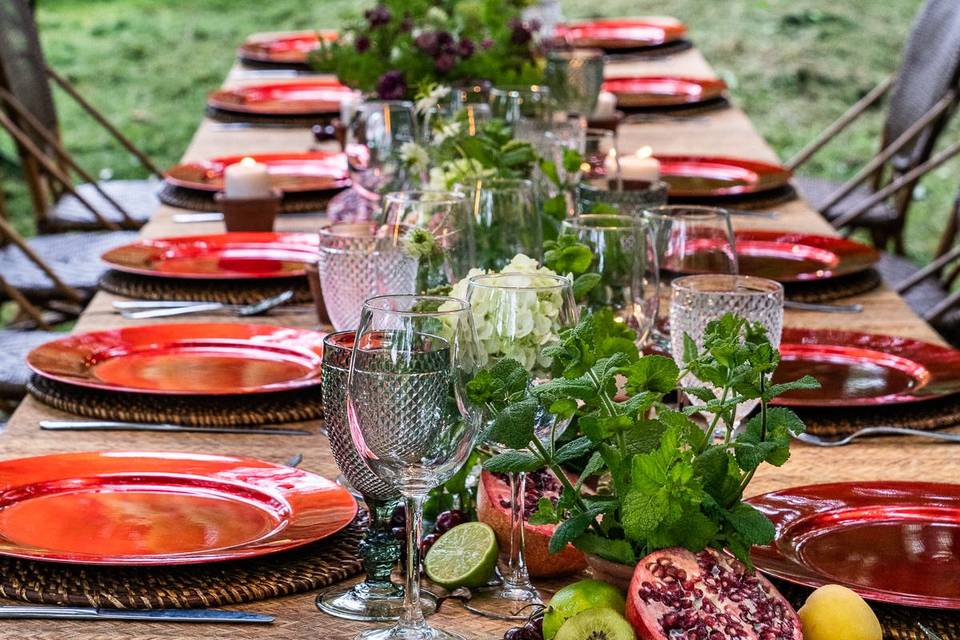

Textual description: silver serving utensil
[795,427,960,447]
[40,420,311,436]
[784,300,864,313]
[284,453,304,468]
[172,212,224,223]
[122,290,294,319]
[0,605,272,623]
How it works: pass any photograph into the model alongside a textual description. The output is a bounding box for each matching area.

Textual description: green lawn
[2,0,955,261]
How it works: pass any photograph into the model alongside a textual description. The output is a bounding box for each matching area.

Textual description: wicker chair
[0,0,161,233]
[789,0,960,254]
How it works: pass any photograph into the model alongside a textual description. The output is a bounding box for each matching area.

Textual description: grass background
[2,0,956,262]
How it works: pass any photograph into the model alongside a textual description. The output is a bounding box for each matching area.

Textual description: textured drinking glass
[463,272,578,619]
[489,85,553,125]
[317,332,437,622]
[561,214,659,344]
[381,191,474,290]
[642,206,737,352]
[580,129,618,182]
[345,100,418,200]
[544,48,605,116]
[453,178,542,270]
[577,180,670,214]
[670,275,783,429]
[317,222,418,330]
[347,295,482,640]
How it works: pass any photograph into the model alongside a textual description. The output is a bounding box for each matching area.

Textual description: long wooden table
[1,39,955,640]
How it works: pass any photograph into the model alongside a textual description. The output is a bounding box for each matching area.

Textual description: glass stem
[399,494,427,630]
[362,498,401,592]
[504,471,531,590]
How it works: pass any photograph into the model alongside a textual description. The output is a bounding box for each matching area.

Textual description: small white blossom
[399,142,430,172]
[433,120,462,144]
[424,6,449,24]
[415,85,451,115]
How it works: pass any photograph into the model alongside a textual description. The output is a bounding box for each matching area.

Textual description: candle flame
[636,146,653,160]
[239,156,258,167]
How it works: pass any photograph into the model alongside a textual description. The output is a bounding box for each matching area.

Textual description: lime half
[424,522,499,589]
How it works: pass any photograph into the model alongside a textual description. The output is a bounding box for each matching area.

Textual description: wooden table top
[1,38,955,640]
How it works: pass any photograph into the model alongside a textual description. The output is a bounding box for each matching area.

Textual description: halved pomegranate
[476,469,586,577]
[626,547,802,640]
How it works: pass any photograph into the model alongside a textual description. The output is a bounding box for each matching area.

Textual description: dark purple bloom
[509,18,532,45]
[376,70,407,100]
[355,35,371,53]
[435,30,454,50]
[481,38,494,50]
[399,15,413,32]
[458,38,475,58]
[364,5,391,27]
[434,53,456,73]
[414,31,439,55]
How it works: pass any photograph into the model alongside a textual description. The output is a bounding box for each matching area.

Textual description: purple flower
[376,70,406,100]
[436,30,454,50]
[399,15,413,32]
[364,5,391,27]
[355,35,371,53]
[458,38,475,58]
[509,18,532,45]
[414,31,439,55]
[434,53,456,73]
[481,38,494,50]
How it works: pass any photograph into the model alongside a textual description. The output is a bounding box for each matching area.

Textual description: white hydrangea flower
[433,120,462,144]
[399,142,430,172]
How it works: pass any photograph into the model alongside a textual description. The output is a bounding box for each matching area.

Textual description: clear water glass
[453,178,542,270]
[347,295,482,640]
[463,272,579,619]
[577,180,670,214]
[580,128,618,183]
[670,275,784,430]
[317,222,418,331]
[561,214,659,344]
[488,85,553,125]
[544,48,605,116]
[642,205,737,352]
[345,100,418,200]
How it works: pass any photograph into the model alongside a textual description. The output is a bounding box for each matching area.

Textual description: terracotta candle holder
[214,188,282,232]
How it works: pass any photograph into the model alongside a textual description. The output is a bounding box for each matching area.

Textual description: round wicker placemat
[158,183,343,213]
[99,269,313,305]
[783,268,881,303]
[237,57,313,72]
[794,392,960,437]
[622,96,731,119]
[668,183,799,211]
[774,579,960,640]
[603,38,694,60]
[206,106,335,128]
[0,513,363,608]
[27,376,323,428]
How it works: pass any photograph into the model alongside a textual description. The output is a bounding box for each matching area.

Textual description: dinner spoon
[795,427,960,447]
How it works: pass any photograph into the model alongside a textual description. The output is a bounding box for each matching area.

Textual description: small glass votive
[576,179,670,214]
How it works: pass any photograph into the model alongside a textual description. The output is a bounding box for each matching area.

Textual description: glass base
[463,583,543,621]
[316,583,437,622]
[356,625,464,640]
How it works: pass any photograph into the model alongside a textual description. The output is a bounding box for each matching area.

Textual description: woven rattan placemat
[99,269,313,305]
[206,106,335,128]
[775,579,960,640]
[0,513,363,608]
[622,96,731,120]
[158,183,343,213]
[783,268,881,303]
[794,392,960,437]
[28,376,323,428]
[668,183,799,211]
[603,38,694,60]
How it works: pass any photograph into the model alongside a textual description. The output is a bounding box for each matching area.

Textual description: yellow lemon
[798,584,882,640]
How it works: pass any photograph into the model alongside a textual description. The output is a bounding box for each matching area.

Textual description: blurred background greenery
[2,0,954,262]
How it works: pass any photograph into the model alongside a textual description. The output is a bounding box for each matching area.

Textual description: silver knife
[40,420,311,436]
[0,605,273,623]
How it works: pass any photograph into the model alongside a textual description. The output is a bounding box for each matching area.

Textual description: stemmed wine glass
[347,295,482,640]
[463,272,579,619]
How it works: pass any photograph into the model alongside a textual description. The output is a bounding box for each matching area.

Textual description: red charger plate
[749,482,960,609]
[555,17,687,49]
[0,451,356,565]
[735,231,879,282]
[208,79,356,116]
[165,151,350,194]
[656,155,792,198]
[27,323,326,395]
[237,30,337,64]
[101,232,320,280]
[772,328,960,407]
[602,76,727,108]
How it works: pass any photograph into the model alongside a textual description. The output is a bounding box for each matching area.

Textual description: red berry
[434,509,468,534]
[420,533,440,555]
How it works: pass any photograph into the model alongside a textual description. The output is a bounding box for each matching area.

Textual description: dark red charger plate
[735,231,879,282]
[207,79,356,116]
[772,328,960,407]
[0,451,356,565]
[165,151,350,194]
[237,30,337,64]
[656,155,792,198]
[555,17,687,49]
[602,76,727,109]
[749,482,960,609]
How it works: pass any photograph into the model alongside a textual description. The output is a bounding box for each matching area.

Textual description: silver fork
[121,290,294,319]
[795,427,960,447]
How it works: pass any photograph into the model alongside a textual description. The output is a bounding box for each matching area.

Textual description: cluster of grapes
[503,610,545,640]
[390,507,469,559]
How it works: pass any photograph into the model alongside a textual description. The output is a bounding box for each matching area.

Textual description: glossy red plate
[772,328,960,407]
[657,155,792,197]
[602,76,727,108]
[165,152,349,193]
[101,232,319,280]
[27,323,326,395]
[749,482,960,609]
[237,30,337,64]
[735,231,879,282]
[0,451,356,565]
[555,17,687,49]
[208,79,356,116]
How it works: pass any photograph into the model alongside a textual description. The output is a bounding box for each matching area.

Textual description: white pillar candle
[224,157,271,199]
[615,146,660,182]
[592,91,618,119]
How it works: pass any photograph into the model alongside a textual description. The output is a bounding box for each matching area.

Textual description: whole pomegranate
[626,547,802,640]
